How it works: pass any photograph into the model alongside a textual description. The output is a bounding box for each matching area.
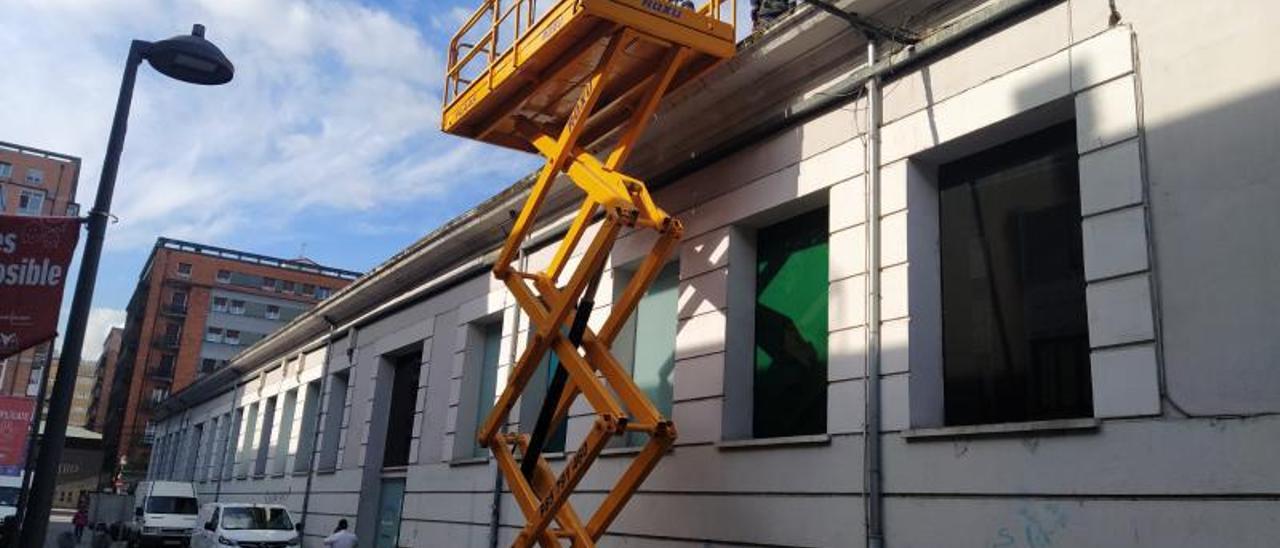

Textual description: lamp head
[145,24,234,85]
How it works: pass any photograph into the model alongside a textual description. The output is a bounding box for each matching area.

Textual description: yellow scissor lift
[442,1,735,546]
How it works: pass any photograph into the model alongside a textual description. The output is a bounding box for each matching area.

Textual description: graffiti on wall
[987,503,1071,548]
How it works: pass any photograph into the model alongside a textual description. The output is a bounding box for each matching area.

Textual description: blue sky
[0,0,750,356]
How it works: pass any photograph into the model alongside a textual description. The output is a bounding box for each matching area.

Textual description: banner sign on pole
[0,396,36,477]
[0,215,80,361]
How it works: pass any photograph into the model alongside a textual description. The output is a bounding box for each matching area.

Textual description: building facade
[69,361,98,429]
[99,238,360,484]
[87,327,124,432]
[44,357,100,429]
[0,141,81,405]
[147,1,1280,546]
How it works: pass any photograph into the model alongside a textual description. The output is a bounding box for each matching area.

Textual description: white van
[192,503,301,547]
[127,481,199,547]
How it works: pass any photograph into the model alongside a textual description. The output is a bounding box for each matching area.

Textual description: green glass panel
[753,208,829,438]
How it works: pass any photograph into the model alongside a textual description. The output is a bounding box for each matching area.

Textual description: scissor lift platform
[443,0,735,152]
[442,1,735,546]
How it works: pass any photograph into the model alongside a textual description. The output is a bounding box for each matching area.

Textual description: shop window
[317,370,349,471]
[255,397,276,476]
[383,351,422,468]
[751,207,829,439]
[224,410,241,479]
[456,318,502,460]
[293,381,322,474]
[939,122,1091,426]
[238,403,259,477]
[612,261,679,445]
[518,337,567,454]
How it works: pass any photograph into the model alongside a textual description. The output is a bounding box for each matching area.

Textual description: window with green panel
[752,207,829,439]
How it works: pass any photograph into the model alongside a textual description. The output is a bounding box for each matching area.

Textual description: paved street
[41,510,125,548]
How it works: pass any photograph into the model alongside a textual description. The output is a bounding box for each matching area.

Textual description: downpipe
[863,39,885,548]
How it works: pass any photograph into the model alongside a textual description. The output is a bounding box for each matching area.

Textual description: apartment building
[146,1,1280,546]
[0,141,81,405]
[0,140,80,218]
[43,357,100,429]
[87,327,124,432]
[98,238,360,484]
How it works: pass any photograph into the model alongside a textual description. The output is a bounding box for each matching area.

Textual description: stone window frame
[446,292,515,463]
[721,190,833,442]
[876,28,1161,432]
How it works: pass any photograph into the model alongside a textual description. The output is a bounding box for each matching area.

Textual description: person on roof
[752,0,793,28]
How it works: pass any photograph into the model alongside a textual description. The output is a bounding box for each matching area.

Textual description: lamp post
[16,24,233,548]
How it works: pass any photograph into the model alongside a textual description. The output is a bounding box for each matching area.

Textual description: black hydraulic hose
[520,268,605,479]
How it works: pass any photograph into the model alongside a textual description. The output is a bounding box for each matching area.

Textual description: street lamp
[15,24,233,548]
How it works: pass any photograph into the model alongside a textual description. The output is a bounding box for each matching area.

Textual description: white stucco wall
[148,1,1280,546]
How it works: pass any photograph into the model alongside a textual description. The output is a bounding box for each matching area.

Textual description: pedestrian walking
[324,518,358,548]
[73,508,89,541]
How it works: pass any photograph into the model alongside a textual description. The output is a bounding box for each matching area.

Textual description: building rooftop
[154,237,364,280]
[0,140,81,165]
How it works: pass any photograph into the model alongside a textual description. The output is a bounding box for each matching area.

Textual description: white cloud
[0,0,536,252]
[429,6,474,33]
[82,307,127,360]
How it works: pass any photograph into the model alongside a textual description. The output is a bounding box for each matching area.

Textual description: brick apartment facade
[98,238,360,483]
[0,141,80,404]
[87,327,124,432]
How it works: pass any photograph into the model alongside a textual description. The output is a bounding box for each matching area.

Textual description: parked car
[126,481,199,547]
[192,503,301,547]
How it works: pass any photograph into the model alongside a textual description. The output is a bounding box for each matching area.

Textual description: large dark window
[753,207,829,439]
[939,122,1092,426]
[383,350,422,467]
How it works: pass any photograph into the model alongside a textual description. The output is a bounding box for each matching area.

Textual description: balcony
[160,303,188,317]
[149,366,175,380]
[152,334,181,349]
